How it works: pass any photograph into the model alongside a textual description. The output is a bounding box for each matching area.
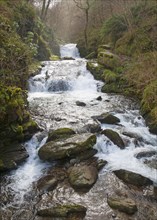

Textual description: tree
[40,0,51,21]
[73,0,95,48]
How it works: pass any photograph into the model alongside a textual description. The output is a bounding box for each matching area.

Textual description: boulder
[38,133,96,162]
[86,61,104,81]
[96,96,102,101]
[92,113,120,124]
[101,129,125,149]
[114,169,153,187]
[76,101,86,107]
[47,128,76,143]
[68,165,98,191]
[144,156,157,170]
[0,143,28,172]
[37,204,87,218]
[98,51,121,70]
[80,123,102,133]
[135,150,157,159]
[107,196,137,215]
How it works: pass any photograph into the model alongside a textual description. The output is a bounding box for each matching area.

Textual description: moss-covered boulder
[114,169,153,187]
[38,133,96,162]
[47,128,76,143]
[37,204,87,218]
[107,196,137,215]
[98,51,121,70]
[86,61,104,80]
[68,165,98,192]
[50,55,60,61]
[101,129,125,149]
[92,113,120,124]
[37,175,58,192]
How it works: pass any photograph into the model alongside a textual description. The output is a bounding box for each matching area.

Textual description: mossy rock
[92,113,120,124]
[50,55,60,61]
[37,204,87,217]
[38,133,96,161]
[98,51,121,70]
[47,128,76,143]
[68,165,98,192]
[114,169,153,187]
[87,61,104,80]
[107,196,137,215]
[101,82,122,94]
[22,120,39,140]
[36,36,51,61]
[98,44,111,50]
[101,129,125,149]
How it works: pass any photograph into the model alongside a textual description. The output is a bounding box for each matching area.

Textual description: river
[0,44,157,220]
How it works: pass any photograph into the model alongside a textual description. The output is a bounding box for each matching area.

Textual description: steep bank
[0,0,59,171]
[83,1,157,134]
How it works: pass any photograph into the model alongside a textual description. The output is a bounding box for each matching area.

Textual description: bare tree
[73,0,95,48]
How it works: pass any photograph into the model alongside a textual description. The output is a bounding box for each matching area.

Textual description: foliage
[100,15,128,45]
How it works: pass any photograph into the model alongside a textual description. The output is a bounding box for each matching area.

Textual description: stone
[80,123,102,133]
[47,128,76,143]
[114,169,153,187]
[0,143,28,172]
[76,101,86,107]
[37,175,58,192]
[68,165,98,191]
[107,196,137,215]
[96,96,102,101]
[135,150,157,159]
[98,51,121,70]
[92,113,120,124]
[101,129,125,149]
[37,204,87,217]
[38,133,96,162]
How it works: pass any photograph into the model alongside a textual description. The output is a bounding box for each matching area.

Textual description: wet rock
[80,123,102,133]
[38,133,96,162]
[62,57,75,60]
[47,128,76,143]
[114,169,153,187]
[75,149,98,162]
[107,196,137,215]
[135,150,157,159]
[92,113,120,124]
[68,165,98,192]
[76,101,86,107]
[97,159,108,170]
[144,156,157,169]
[96,96,102,101]
[101,129,125,149]
[153,185,157,198]
[122,131,143,142]
[0,143,28,172]
[37,204,87,218]
[37,175,58,192]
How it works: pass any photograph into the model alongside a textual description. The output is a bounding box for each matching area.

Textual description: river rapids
[0,44,157,220]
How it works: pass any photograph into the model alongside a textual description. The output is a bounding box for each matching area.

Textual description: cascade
[1,44,157,220]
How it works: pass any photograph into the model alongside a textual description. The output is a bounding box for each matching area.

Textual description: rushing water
[1,44,157,220]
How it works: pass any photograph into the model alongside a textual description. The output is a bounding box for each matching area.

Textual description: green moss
[87,61,104,80]
[47,128,76,142]
[141,80,157,115]
[50,55,60,61]
[102,69,118,83]
[98,51,121,70]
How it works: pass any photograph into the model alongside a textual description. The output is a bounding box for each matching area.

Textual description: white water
[1,44,157,219]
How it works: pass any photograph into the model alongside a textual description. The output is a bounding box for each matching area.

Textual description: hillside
[86,0,157,134]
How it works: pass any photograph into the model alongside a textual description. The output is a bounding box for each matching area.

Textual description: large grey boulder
[68,165,98,192]
[38,133,96,162]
